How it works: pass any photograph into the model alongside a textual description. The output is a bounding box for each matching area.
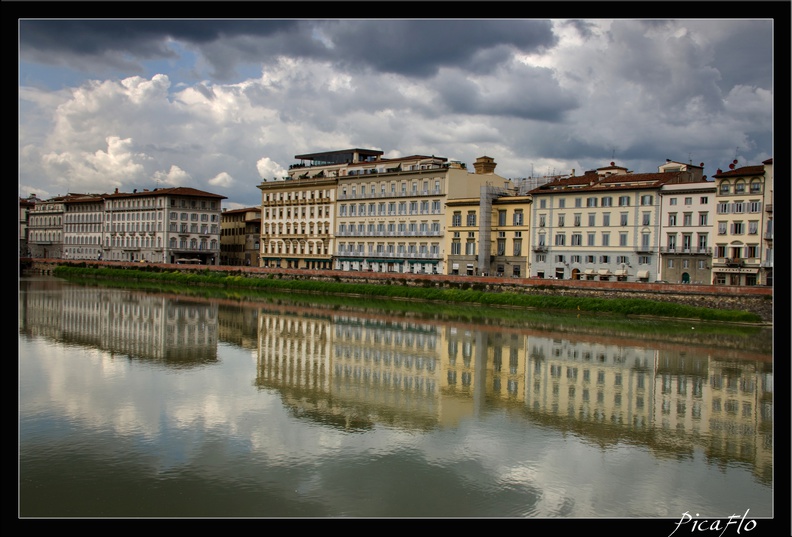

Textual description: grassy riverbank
[52,265,763,324]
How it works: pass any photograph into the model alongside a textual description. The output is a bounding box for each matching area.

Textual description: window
[683,213,692,226]
[587,233,595,246]
[748,201,762,213]
[600,255,610,263]
[601,233,610,246]
[641,195,653,206]
[497,239,506,255]
[603,213,610,226]
[513,239,522,256]
[731,222,745,234]
[619,232,627,246]
[586,255,595,263]
[642,213,650,226]
[668,213,677,226]
[700,196,708,204]
[588,214,596,226]
[559,199,566,209]
[620,213,628,226]
[698,234,708,250]
[467,212,476,226]
[572,233,582,246]
[540,199,546,209]
[498,210,506,226]
[513,210,524,225]
[748,221,758,234]
[452,212,461,226]
[720,182,730,194]
[717,202,729,214]
[451,241,461,255]
[685,197,693,205]
[718,222,727,235]
[555,233,566,246]
[639,255,650,264]
[669,198,678,206]
[699,212,708,226]
[667,259,675,268]
[558,214,565,227]
[733,202,745,214]
[619,196,630,207]
[602,197,612,207]
[574,214,581,226]
[587,197,597,207]
[539,215,546,227]
[575,198,582,208]
[556,255,565,263]
[735,182,745,193]
[571,255,581,263]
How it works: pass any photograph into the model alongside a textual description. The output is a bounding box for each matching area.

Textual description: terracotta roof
[529,171,698,195]
[105,186,227,199]
[712,165,765,178]
[222,207,260,214]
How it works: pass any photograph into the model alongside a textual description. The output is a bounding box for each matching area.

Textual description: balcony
[764,232,773,240]
[765,204,772,213]
[725,258,743,267]
[532,245,548,252]
[635,246,654,254]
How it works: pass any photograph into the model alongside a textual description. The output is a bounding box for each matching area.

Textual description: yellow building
[445,187,532,277]
[220,206,261,266]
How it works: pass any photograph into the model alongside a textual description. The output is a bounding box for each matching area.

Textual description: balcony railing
[659,247,712,255]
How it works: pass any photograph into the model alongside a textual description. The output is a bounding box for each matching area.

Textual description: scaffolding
[478,184,510,275]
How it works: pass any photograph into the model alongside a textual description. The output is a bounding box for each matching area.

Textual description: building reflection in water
[20,280,219,367]
[19,278,772,485]
[254,305,772,484]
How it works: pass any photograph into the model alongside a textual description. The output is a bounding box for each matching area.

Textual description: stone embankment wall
[22,259,774,324]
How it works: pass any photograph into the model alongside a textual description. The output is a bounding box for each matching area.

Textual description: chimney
[473,156,497,174]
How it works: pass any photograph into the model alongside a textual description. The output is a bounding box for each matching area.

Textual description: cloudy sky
[18,17,776,210]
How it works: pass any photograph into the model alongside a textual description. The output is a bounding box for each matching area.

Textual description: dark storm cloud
[435,66,578,121]
[19,19,300,56]
[20,19,557,82]
[323,20,557,77]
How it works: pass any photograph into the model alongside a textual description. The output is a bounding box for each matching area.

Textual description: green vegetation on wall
[52,265,763,324]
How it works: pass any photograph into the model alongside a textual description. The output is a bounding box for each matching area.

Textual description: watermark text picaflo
[669,510,757,537]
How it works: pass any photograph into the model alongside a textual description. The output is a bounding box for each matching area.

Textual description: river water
[18,275,774,522]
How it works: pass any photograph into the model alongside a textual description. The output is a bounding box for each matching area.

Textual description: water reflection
[18,276,773,517]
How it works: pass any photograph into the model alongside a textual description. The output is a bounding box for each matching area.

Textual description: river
[18,275,774,524]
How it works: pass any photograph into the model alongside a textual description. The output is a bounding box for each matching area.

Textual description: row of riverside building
[19,148,773,286]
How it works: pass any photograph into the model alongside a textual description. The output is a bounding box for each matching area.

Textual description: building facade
[444,186,532,277]
[657,161,714,284]
[27,195,67,259]
[528,162,706,282]
[258,176,338,269]
[220,207,262,266]
[102,187,226,264]
[710,159,773,286]
[63,195,105,261]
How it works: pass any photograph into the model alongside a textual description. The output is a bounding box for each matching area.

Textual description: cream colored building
[657,161,715,284]
[710,159,773,286]
[528,162,706,282]
[258,175,337,269]
[266,149,508,274]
